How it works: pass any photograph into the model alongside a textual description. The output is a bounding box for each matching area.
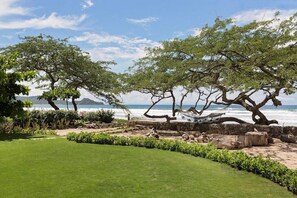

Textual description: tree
[0,54,34,119]
[3,34,123,111]
[127,13,297,125]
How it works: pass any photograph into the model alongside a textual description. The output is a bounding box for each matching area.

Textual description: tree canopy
[3,35,123,111]
[0,54,34,119]
[126,13,297,125]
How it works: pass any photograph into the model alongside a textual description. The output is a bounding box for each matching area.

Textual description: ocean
[29,104,297,126]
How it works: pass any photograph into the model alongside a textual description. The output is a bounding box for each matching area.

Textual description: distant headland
[17,96,104,105]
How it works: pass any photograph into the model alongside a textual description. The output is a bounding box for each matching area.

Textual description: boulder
[189,134,195,140]
[197,133,208,143]
[273,138,282,143]
[182,134,189,141]
[244,132,268,146]
[210,135,245,149]
[280,134,296,143]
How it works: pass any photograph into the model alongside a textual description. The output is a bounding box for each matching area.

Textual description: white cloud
[74,32,155,46]
[0,0,86,30]
[73,32,159,62]
[0,0,30,17]
[82,0,94,10]
[127,17,159,26]
[0,13,87,29]
[232,9,297,24]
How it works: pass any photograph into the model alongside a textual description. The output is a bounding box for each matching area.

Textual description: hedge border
[67,132,297,194]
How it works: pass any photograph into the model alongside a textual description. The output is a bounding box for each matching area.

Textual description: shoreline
[28,105,297,126]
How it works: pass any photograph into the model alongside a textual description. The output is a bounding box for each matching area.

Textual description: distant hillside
[16,96,104,105]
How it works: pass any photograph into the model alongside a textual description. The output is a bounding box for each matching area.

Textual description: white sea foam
[29,106,297,126]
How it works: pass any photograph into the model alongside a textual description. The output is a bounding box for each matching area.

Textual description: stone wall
[128,120,297,138]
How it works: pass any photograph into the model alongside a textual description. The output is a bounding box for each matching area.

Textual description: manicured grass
[0,137,294,198]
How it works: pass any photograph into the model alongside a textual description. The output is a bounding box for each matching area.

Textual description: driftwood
[178,110,247,124]
[217,117,248,124]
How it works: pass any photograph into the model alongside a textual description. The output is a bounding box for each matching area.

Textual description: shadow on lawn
[0,133,47,141]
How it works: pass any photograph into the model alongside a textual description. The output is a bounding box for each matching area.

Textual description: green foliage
[67,132,297,194]
[0,116,55,135]
[15,110,79,129]
[83,109,115,123]
[0,117,14,134]
[126,13,297,125]
[114,119,128,124]
[0,54,35,119]
[3,34,125,111]
[38,87,80,101]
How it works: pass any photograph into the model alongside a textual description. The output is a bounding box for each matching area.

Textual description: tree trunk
[72,96,78,112]
[252,109,278,125]
[217,117,248,124]
[47,98,59,110]
[218,88,278,125]
[143,113,177,123]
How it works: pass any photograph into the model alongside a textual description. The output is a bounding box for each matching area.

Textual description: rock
[86,123,97,129]
[245,132,268,146]
[280,134,296,143]
[196,133,208,143]
[268,136,274,144]
[135,125,147,130]
[189,134,195,140]
[196,136,204,143]
[273,138,282,143]
[211,135,245,149]
[182,134,189,141]
[231,141,242,149]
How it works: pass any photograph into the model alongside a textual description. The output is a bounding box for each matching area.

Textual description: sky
[1,0,297,104]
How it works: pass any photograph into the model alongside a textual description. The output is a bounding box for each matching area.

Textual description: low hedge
[67,132,297,194]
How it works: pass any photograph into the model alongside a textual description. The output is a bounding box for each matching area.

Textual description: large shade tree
[127,13,297,125]
[3,35,122,111]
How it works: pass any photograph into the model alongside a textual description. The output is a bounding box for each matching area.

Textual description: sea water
[30,104,297,126]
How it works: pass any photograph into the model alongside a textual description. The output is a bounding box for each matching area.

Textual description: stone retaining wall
[128,120,297,138]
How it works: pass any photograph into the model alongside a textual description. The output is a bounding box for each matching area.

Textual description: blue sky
[1,0,297,104]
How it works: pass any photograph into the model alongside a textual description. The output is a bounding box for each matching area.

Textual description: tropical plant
[0,54,34,119]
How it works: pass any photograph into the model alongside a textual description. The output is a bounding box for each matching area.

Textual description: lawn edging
[67,132,297,194]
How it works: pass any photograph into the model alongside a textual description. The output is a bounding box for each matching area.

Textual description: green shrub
[97,109,114,123]
[66,132,297,195]
[82,112,98,122]
[0,117,14,133]
[15,110,79,129]
[83,110,114,123]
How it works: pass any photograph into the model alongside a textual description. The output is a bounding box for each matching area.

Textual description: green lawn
[0,136,294,198]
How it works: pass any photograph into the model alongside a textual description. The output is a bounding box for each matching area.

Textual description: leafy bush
[0,117,14,133]
[0,116,56,135]
[83,110,114,123]
[67,132,297,195]
[15,110,79,129]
